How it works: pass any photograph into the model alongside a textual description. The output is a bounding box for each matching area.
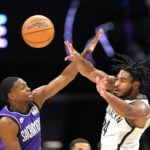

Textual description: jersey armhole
[125,118,134,128]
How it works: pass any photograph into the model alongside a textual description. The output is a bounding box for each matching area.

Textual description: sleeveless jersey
[0,103,41,150]
[100,94,150,150]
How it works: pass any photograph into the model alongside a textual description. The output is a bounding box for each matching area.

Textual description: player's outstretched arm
[65,33,114,85]
[65,49,108,83]
[32,29,103,108]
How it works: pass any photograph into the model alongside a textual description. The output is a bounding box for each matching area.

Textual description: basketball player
[65,44,150,150]
[69,138,91,150]
[0,29,103,150]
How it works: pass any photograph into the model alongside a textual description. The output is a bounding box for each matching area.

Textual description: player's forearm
[102,91,131,117]
[74,54,107,83]
[34,50,93,105]
[75,56,95,78]
[61,49,91,81]
[63,29,104,82]
[103,92,149,119]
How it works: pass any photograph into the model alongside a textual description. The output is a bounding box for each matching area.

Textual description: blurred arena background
[0,0,150,149]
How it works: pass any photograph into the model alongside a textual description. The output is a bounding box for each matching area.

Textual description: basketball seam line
[23,28,53,35]
[25,38,53,43]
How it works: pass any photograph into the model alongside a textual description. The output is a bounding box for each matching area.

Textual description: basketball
[21,15,55,48]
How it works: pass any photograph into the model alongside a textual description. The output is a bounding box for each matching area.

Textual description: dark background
[0,0,150,149]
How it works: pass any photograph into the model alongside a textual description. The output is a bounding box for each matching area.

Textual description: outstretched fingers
[64,40,78,61]
[85,28,104,52]
[64,28,104,61]
[96,76,108,97]
[64,40,74,53]
[97,28,104,39]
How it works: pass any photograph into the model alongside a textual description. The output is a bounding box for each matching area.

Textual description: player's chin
[113,92,122,97]
[27,95,33,101]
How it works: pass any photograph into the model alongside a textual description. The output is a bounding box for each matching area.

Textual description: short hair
[0,77,20,102]
[69,138,91,150]
[111,53,150,91]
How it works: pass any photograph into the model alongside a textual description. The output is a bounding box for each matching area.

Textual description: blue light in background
[0,14,7,25]
[0,26,7,36]
[0,13,8,48]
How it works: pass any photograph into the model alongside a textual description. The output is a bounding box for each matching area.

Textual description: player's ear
[133,81,140,90]
[8,92,15,100]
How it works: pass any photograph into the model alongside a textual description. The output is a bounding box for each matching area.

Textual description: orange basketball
[21,15,55,48]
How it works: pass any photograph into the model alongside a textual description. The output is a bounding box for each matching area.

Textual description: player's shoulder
[0,117,18,133]
[131,94,149,106]
[130,99,150,114]
[32,85,46,96]
[0,116,19,137]
[32,85,47,108]
[130,99,148,106]
[0,116,16,126]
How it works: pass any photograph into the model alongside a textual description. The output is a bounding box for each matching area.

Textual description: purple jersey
[0,103,41,150]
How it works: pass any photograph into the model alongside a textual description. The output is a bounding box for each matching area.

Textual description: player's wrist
[84,49,92,54]
[81,49,92,58]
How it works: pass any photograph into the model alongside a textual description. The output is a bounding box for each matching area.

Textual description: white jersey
[100,94,150,150]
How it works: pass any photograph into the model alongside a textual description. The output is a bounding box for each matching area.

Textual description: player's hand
[64,28,104,61]
[96,76,108,97]
[84,28,103,53]
[64,40,80,61]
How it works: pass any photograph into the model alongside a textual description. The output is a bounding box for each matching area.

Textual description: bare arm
[68,53,109,83]
[64,35,115,90]
[32,29,103,108]
[0,117,21,150]
[96,77,149,120]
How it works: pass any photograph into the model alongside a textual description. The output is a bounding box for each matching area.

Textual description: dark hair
[69,138,91,150]
[111,53,150,91]
[0,77,19,102]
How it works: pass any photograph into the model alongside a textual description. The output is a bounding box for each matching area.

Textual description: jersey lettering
[21,118,40,142]
[107,107,123,123]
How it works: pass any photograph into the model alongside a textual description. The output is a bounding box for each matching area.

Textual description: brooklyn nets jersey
[100,94,150,150]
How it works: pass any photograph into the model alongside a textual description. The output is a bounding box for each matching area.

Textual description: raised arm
[64,36,115,88]
[32,29,103,108]
[65,51,108,82]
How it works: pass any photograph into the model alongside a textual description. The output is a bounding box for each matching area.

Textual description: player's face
[72,143,91,150]
[8,79,33,102]
[113,70,134,99]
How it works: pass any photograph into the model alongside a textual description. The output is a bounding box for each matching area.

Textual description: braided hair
[111,53,150,91]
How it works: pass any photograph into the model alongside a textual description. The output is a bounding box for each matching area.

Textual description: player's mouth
[28,92,33,99]
[113,88,120,94]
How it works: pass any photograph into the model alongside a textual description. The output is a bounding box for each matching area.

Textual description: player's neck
[123,91,139,100]
[9,102,30,113]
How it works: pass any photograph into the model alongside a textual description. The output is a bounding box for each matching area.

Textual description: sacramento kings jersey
[100,94,150,150]
[0,102,41,150]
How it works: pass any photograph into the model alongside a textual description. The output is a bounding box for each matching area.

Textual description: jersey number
[102,118,110,136]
